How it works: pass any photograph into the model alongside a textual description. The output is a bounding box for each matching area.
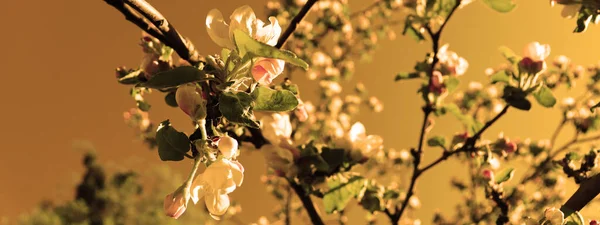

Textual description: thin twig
[550,119,567,148]
[276,0,318,48]
[288,180,324,225]
[389,2,467,223]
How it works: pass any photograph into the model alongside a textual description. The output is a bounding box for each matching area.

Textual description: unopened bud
[175,84,207,121]
[482,169,494,181]
[505,140,517,153]
[519,57,545,74]
[164,190,187,219]
[218,136,239,159]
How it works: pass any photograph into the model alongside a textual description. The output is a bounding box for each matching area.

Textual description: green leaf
[323,175,367,213]
[402,20,425,42]
[395,72,420,81]
[281,83,300,95]
[574,9,591,33]
[156,120,190,161]
[490,71,511,84]
[503,86,531,111]
[219,91,259,128]
[117,70,142,85]
[443,103,482,134]
[482,0,516,13]
[136,100,151,112]
[232,29,308,70]
[561,206,585,225]
[320,148,347,174]
[533,84,556,108]
[445,77,460,92]
[566,152,581,161]
[427,136,446,147]
[299,142,329,172]
[495,167,515,184]
[165,92,178,107]
[142,66,209,89]
[498,46,521,64]
[251,86,299,112]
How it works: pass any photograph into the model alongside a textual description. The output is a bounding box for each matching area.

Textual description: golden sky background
[2,0,600,224]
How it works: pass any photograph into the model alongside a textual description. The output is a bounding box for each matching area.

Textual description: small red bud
[274,169,286,177]
[590,220,598,225]
[505,141,517,153]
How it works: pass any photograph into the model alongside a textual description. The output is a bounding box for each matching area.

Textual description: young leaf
[136,100,151,112]
[427,136,447,148]
[395,72,420,81]
[402,19,425,42]
[495,167,515,184]
[498,46,521,64]
[533,84,557,108]
[503,86,531,111]
[117,70,143,85]
[323,174,367,214]
[219,91,260,128]
[251,86,299,112]
[165,91,178,107]
[574,9,591,33]
[299,142,329,172]
[445,77,460,92]
[443,103,482,134]
[490,71,511,84]
[232,29,308,70]
[156,120,191,161]
[320,148,347,174]
[482,0,516,13]
[142,66,209,89]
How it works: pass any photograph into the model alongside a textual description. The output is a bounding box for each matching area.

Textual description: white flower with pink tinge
[206,5,285,86]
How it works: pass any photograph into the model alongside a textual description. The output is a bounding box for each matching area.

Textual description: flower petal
[561,4,581,19]
[203,160,231,190]
[229,5,257,43]
[349,122,366,143]
[206,9,235,49]
[252,58,285,85]
[229,160,245,186]
[205,193,231,217]
[255,17,282,46]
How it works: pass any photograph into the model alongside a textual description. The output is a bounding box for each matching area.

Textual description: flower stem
[288,180,324,225]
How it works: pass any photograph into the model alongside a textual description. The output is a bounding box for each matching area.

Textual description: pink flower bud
[217,136,239,159]
[482,169,494,181]
[251,58,285,86]
[176,84,207,121]
[518,57,545,74]
[164,192,187,219]
[429,71,445,94]
[294,99,309,122]
[504,140,517,153]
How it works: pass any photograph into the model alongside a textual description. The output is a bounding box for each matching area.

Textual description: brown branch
[276,0,318,48]
[288,180,324,225]
[562,173,600,213]
[121,0,201,64]
[104,0,168,45]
